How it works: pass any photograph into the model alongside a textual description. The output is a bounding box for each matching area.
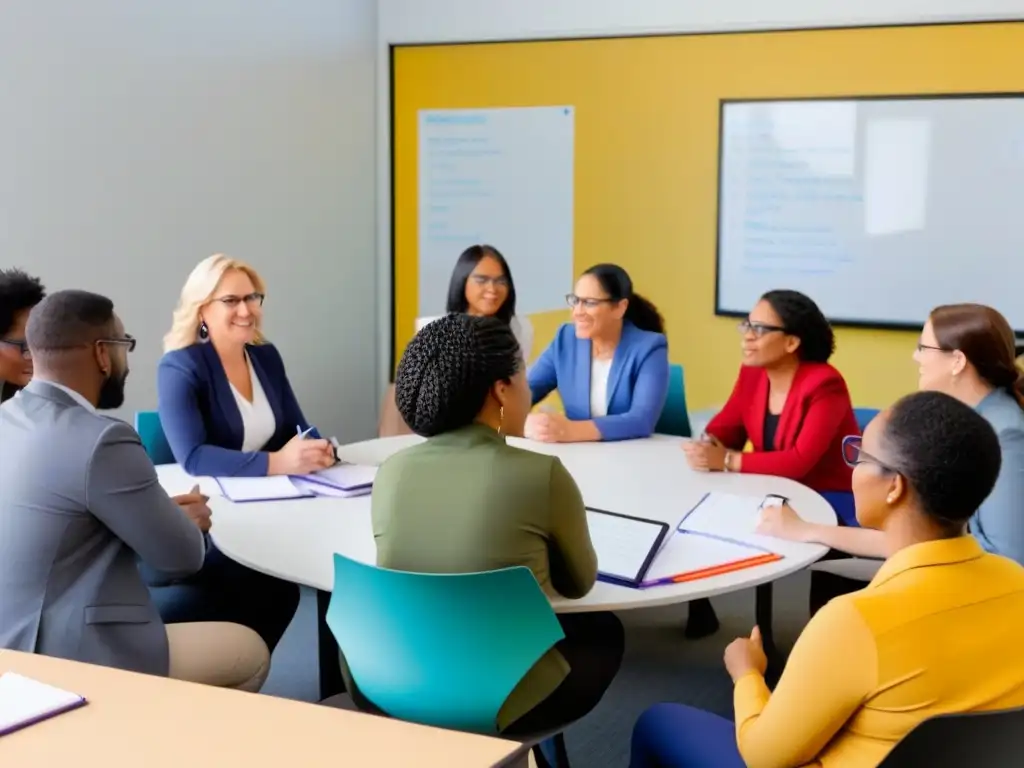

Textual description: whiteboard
[417,106,575,316]
[716,97,1024,331]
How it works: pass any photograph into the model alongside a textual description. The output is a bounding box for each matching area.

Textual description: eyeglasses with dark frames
[470,274,510,289]
[738,319,787,338]
[842,434,899,474]
[97,334,137,353]
[211,292,265,309]
[915,341,950,353]
[0,338,30,358]
[566,294,616,310]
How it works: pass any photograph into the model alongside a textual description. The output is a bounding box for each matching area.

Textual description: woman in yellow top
[630,390,1024,767]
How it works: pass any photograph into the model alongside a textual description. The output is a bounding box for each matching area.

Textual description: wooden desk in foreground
[0,650,526,767]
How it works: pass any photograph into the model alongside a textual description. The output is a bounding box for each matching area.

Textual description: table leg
[755,582,783,686]
[317,588,345,700]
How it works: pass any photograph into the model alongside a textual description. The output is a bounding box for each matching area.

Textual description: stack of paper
[294,463,377,494]
[0,673,87,736]
[215,476,312,503]
[215,464,378,503]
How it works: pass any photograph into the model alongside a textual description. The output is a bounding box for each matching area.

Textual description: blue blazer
[528,321,669,442]
[157,342,311,477]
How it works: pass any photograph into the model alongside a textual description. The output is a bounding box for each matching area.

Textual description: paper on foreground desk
[0,650,526,768]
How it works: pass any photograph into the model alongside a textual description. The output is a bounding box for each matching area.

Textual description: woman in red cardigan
[682,289,859,636]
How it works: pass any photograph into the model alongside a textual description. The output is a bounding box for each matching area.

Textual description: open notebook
[216,463,378,503]
[588,493,784,588]
[0,673,87,737]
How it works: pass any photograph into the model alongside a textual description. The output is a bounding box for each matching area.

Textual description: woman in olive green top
[373,313,624,735]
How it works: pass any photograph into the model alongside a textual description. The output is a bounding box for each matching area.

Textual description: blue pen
[296,425,315,439]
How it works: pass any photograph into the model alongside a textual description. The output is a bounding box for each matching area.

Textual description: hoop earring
[198,320,209,342]
[497,405,504,437]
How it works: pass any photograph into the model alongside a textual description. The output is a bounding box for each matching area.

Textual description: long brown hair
[930,303,1024,408]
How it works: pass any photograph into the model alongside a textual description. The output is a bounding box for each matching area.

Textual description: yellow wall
[392,22,1024,409]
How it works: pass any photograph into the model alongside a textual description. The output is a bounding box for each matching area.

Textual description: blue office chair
[853,407,880,432]
[656,364,692,438]
[134,411,175,465]
[324,554,573,765]
[878,706,1024,766]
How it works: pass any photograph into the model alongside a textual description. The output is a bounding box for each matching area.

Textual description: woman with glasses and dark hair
[761,303,1024,594]
[416,244,534,359]
[631,391,1024,768]
[375,313,624,735]
[0,268,45,403]
[526,263,669,443]
[681,290,858,637]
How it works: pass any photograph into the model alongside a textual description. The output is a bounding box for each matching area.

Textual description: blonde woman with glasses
[158,254,334,478]
[153,254,329,653]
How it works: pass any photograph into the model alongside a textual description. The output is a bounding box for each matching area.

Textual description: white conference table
[156,434,834,613]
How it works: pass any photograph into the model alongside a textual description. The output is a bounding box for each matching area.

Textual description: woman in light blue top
[527,264,669,443]
[760,303,1024,569]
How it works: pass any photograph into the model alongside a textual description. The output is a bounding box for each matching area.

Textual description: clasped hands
[681,433,729,472]
[525,411,571,443]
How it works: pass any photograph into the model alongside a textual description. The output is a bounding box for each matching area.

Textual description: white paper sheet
[215,476,311,503]
[0,673,85,736]
[291,478,371,498]
[586,509,666,582]
[680,493,767,538]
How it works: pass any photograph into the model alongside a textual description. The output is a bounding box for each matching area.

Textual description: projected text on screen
[716,97,1024,330]
[417,106,575,317]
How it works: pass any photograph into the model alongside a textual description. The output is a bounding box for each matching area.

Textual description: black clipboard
[585,507,671,588]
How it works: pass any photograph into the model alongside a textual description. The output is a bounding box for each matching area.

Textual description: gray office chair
[878,706,1024,766]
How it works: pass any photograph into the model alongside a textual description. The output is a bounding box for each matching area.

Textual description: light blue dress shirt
[972,388,1024,564]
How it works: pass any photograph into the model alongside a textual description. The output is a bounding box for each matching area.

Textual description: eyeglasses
[842,435,899,473]
[915,341,950,353]
[738,319,787,338]
[566,294,616,310]
[211,292,265,309]
[0,338,30,358]
[97,334,136,353]
[470,274,510,289]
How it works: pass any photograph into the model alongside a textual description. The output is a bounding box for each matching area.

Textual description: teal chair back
[135,411,175,465]
[854,408,880,432]
[325,554,564,734]
[656,363,692,437]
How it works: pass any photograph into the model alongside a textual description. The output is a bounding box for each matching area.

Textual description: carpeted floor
[262,570,815,767]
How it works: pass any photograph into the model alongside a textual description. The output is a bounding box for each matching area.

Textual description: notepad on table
[290,477,372,498]
[0,673,87,737]
[215,476,314,503]
[293,463,377,493]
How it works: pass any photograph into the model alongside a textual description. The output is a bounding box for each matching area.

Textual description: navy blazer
[528,321,669,441]
[157,342,311,477]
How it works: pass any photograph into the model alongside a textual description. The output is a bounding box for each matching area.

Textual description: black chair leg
[532,734,571,768]
[755,582,783,687]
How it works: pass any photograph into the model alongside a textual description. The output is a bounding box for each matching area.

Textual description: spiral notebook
[0,673,87,736]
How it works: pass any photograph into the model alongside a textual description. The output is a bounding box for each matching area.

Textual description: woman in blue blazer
[527,264,669,442]
[151,254,327,652]
[158,255,335,478]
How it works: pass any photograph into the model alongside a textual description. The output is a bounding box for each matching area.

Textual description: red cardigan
[705,362,859,492]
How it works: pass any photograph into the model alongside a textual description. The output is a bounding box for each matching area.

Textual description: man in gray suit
[0,289,269,690]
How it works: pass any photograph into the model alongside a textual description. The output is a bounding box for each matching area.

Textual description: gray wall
[1,0,378,441]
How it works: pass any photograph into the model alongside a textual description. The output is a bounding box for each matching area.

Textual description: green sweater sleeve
[546,458,598,598]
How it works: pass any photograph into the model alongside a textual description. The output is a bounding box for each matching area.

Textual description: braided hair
[395,313,521,437]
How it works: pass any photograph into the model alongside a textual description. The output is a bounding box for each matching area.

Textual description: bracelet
[723,451,734,472]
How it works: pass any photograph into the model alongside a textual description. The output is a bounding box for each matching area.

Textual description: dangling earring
[497,406,504,437]
[198,320,209,342]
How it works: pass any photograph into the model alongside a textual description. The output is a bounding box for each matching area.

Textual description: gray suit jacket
[0,380,206,675]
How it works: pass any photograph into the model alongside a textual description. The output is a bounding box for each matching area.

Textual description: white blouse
[230,353,277,452]
[589,357,613,418]
[416,314,535,361]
